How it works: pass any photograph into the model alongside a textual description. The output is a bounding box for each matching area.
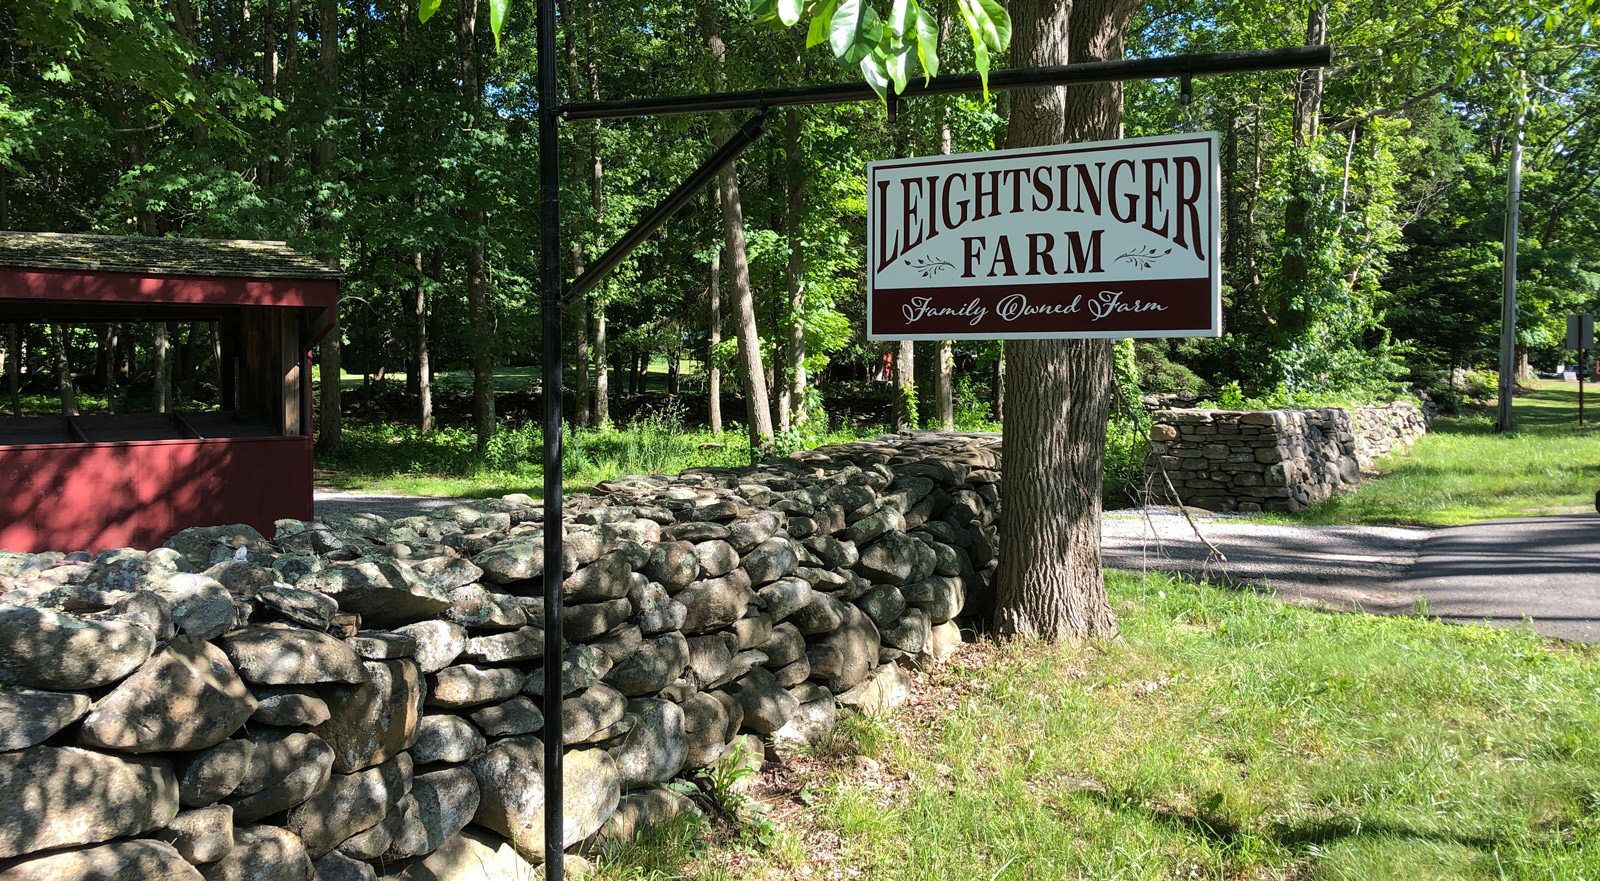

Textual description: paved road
[1103,508,1600,642]
[1407,515,1600,642]
[314,491,1600,643]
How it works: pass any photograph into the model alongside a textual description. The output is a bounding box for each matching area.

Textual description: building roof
[0,231,340,279]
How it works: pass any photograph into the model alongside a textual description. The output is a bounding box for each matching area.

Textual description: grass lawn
[1271,380,1600,527]
[597,571,1600,881]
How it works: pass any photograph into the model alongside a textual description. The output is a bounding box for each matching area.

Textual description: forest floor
[591,570,1600,881]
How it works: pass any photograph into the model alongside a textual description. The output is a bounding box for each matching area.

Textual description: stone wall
[0,433,1001,881]
[1141,401,1429,513]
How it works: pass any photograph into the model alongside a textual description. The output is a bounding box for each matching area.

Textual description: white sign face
[866,132,1222,340]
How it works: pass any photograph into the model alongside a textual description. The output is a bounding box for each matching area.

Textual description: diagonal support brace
[561,110,769,308]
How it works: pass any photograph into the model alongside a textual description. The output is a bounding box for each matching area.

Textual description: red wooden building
[0,232,338,552]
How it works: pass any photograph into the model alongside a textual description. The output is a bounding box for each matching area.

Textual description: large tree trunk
[52,325,77,417]
[314,0,342,455]
[992,0,1136,643]
[703,8,774,453]
[781,109,807,432]
[708,244,723,435]
[459,0,495,452]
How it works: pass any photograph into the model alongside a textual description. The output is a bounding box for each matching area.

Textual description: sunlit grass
[591,571,1600,881]
[1264,381,1600,526]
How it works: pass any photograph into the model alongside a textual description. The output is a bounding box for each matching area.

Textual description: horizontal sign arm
[561,45,1333,121]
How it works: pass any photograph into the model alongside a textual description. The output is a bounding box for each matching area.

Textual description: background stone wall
[1140,401,1430,513]
[0,433,1000,881]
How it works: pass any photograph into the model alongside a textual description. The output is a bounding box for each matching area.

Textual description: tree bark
[708,244,723,435]
[703,7,774,453]
[52,325,77,417]
[314,0,342,455]
[992,0,1136,643]
[459,0,495,452]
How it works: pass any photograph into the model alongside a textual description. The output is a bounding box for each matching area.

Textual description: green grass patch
[593,571,1600,881]
[1265,380,1600,527]
[316,409,887,498]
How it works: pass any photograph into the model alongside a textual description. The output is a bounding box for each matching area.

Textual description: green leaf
[973,0,1010,51]
[860,53,891,101]
[842,5,881,64]
[778,0,804,26]
[956,0,992,96]
[419,0,442,23]
[829,0,863,59]
[973,38,990,97]
[807,0,838,47]
[914,5,939,80]
[957,0,1009,53]
[888,44,914,95]
[889,0,914,37]
[488,0,509,49]
[751,0,779,22]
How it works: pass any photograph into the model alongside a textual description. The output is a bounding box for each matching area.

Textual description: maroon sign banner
[867,133,1221,340]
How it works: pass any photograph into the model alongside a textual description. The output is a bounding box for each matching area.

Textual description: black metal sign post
[533,21,1330,876]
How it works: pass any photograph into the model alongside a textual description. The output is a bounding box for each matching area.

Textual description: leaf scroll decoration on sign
[905,256,955,277]
[1115,246,1172,270]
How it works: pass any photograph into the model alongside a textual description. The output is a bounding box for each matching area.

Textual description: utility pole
[1496,102,1525,433]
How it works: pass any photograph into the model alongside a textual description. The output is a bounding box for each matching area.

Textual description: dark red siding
[0,267,337,308]
[0,436,313,553]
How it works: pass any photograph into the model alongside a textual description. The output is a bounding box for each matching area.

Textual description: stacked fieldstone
[1141,401,1429,513]
[0,432,1000,881]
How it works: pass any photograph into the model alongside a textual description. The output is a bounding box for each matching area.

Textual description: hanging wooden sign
[867,132,1221,340]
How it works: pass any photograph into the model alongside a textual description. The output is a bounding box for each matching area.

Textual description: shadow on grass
[1087,790,1511,854]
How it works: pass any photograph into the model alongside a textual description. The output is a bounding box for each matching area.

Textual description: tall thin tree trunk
[210,322,221,411]
[991,352,1004,422]
[708,245,723,435]
[98,325,117,415]
[153,323,171,415]
[413,250,433,432]
[703,8,773,453]
[1278,2,1328,336]
[783,108,808,432]
[934,113,955,431]
[594,298,609,426]
[573,270,591,427]
[314,0,342,454]
[52,325,77,417]
[668,348,680,395]
[992,0,1136,642]
[458,0,494,452]
[4,325,18,416]
[893,341,916,430]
